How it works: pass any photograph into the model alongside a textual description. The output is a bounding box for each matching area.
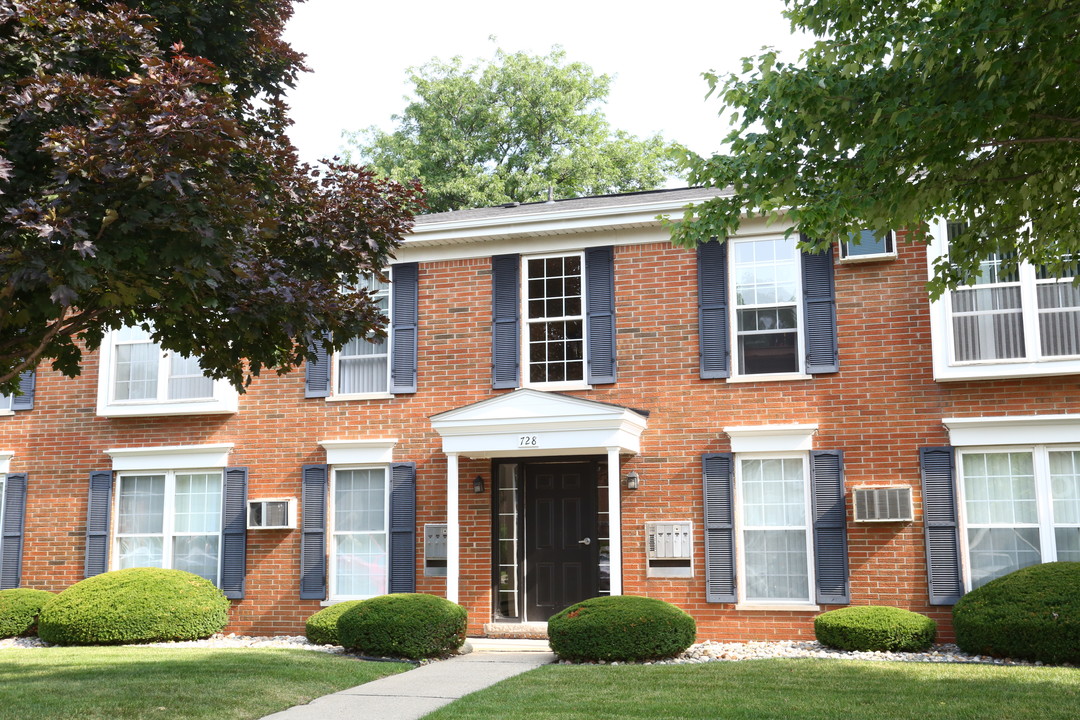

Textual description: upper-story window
[732,237,802,376]
[928,220,1080,380]
[524,254,585,385]
[96,327,238,417]
[491,247,616,391]
[335,274,392,395]
[304,264,419,400]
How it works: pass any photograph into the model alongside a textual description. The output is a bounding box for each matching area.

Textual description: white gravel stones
[0,633,345,653]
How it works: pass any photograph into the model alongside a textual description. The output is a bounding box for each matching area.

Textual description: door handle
[578,537,592,546]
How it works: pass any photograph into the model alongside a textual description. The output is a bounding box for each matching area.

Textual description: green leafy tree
[669,0,1080,295]
[346,47,681,213]
[0,0,422,394]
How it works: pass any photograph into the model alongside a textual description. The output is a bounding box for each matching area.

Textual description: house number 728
[518,435,539,447]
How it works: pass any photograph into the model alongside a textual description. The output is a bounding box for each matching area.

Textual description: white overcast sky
[282,0,811,168]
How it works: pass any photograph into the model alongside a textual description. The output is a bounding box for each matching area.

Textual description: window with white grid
[959,446,1080,589]
[111,326,214,402]
[524,254,585,385]
[946,222,1080,364]
[336,274,391,395]
[731,237,802,375]
[114,470,222,585]
[331,467,389,599]
[736,454,813,603]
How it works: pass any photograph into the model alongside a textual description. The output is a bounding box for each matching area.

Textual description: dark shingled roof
[413,187,729,226]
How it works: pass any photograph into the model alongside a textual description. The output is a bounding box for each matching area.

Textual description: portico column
[606,447,622,596]
[446,452,460,603]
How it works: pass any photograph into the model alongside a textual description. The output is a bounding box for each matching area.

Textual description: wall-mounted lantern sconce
[625,471,640,490]
[473,475,486,494]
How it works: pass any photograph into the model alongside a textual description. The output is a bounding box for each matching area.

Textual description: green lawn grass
[424,659,1080,720]
[0,646,409,720]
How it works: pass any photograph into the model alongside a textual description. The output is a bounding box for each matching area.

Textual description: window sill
[726,373,812,384]
[97,398,238,418]
[326,392,394,402]
[935,358,1080,382]
[839,252,897,264]
[0,410,13,417]
[735,603,820,612]
[321,595,381,606]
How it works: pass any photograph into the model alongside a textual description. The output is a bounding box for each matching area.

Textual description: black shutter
[0,473,27,589]
[702,453,736,603]
[811,450,850,604]
[300,464,328,600]
[801,239,839,374]
[585,245,616,385]
[491,254,520,389]
[920,447,964,605]
[12,371,35,411]
[84,471,112,578]
[304,339,331,398]
[390,263,419,394]
[220,467,248,599]
[388,462,417,593]
[697,240,730,379]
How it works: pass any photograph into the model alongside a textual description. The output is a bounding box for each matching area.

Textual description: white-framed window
[96,326,238,417]
[928,219,1080,380]
[0,395,11,413]
[330,466,389,600]
[735,453,814,603]
[333,273,391,397]
[840,229,895,261]
[731,236,803,376]
[0,471,5,560]
[958,445,1080,590]
[523,253,586,387]
[113,469,223,585]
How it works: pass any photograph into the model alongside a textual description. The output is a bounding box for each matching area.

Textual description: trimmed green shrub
[305,600,365,645]
[548,595,696,662]
[953,562,1080,665]
[337,593,467,659]
[37,568,230,645]
[0,588,56,638]
[814,606,936,652]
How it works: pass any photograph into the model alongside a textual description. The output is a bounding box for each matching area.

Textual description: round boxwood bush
[953,562,1080,665]
[305,600,365,645]
[814,606,936,652]
[37,568,230,645]
[548,595,696,662]
[0,588,56,638]
[337,593,467,660]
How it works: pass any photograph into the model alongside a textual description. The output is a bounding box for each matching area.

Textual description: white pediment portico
[430,389,648,458]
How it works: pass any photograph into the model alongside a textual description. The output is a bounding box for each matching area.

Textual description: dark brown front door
[523,461,598,621]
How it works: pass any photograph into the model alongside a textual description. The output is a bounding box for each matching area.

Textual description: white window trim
[0,452,12,474]
[521,251,591,391]
[111,467,225,584]
[319,439,397,465]
[331,273,393,400]
[0,394,12,416]
[96,328,238,417]
[927,218,1080,381]
[733,450,816,606]
[944,415,1080,447]
[105,444,233,472]
[327,464,391,603]
[724,425,818,454]
[729,236,806,378]
[956,443,1080,591]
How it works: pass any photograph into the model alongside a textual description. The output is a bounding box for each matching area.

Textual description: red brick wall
[3,235,1078,641]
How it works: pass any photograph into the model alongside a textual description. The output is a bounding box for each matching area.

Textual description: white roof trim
[431,389,648,458]
[943,415,1080,446]
[106,443,234,471]
[319,439,398,465]
[723,424,819,453]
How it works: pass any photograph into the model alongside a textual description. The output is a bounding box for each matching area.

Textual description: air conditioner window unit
[853,486,913,522]
[247,498,296,529]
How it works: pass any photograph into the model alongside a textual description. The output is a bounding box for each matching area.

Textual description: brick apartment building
[1,187,1077,640]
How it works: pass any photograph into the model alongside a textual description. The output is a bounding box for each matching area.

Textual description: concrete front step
[481,622,549,640]
[466,637,552,653]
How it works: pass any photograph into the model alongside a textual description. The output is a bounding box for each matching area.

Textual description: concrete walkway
[261,640,555,720]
